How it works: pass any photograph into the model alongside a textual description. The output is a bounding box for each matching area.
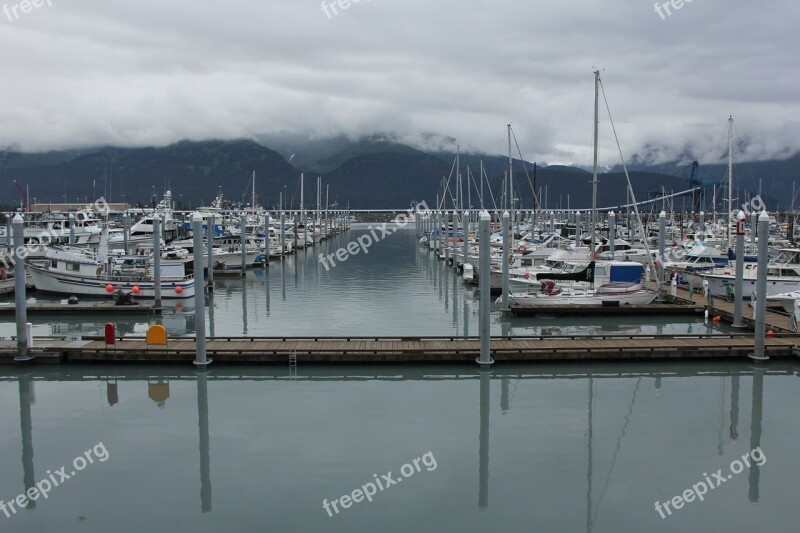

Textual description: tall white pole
[590,69,600,255]
[13,214,32,362]
[192,212,211,366]
[478,210,494,366]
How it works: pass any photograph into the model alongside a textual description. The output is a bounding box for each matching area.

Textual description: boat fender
[96,266,102,276]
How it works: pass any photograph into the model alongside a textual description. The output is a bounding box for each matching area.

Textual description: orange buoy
[766,329,775,337]
[713,315,722,322]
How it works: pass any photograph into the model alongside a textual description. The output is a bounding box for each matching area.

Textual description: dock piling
[750,210,769,360]
[733,210,746,328]
[192,212,211,367]
[153,216,162,309]
[477,210,494,366]
[13,213,32,362]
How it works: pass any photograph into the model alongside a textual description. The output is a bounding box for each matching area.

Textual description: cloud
[0,0,798,165]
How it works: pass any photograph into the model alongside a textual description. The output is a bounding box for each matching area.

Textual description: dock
[665,284,796,332]
[508,303,698,317]
[0,302,159,315]
[0,333,797,364]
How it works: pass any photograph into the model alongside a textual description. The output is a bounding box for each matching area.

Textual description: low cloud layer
[0,0,797,166]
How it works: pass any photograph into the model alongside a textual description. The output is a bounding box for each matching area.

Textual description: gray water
[2,226,795,532]
[1,226,727,338]
[0,363,797,532]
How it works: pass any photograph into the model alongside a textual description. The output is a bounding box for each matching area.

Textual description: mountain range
[1,134,798,211]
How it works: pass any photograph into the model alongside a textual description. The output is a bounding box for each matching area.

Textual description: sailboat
[504,261,657,307]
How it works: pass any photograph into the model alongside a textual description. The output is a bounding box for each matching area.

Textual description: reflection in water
[1,361,793,530]
[107,380,119,406]
[2,228,731,339]
[196,371,212,513]
[478,369,490,509]
[586,377,593,533]
[148,379,170,407]
[730,375,739,439]
[19,372,36,510]
[208,294,216,338]
[749,365,764,503]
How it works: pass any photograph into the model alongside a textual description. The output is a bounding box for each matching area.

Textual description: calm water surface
[2,226,727,338]
[0,363,797,532]
[2,226,795,532]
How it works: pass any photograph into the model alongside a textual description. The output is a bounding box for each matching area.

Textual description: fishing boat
[27,245,195,299]
[700,248,800,299]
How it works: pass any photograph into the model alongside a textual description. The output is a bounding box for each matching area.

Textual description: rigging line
[590,377,641,528]
[510,126,540,210]
[438,155,459,211]
[564,83,592,154]
[598,78,660,286]
[483,164,499,211]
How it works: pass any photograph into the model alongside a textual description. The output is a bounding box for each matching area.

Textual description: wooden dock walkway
[1,333,797,364]
[665,284,795,332]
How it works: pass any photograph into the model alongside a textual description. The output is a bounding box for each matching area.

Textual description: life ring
[96,266,102,276]
[517,245,526,254]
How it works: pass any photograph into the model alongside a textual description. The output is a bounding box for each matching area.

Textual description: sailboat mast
[252,170,256,212]
[727,115,734,249]
[456,145,461,240]
[300,173,304,229]
[507,123,514,247]
[590,69,600,255]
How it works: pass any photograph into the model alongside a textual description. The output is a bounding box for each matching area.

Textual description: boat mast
[727,115,734,249]
[507,123,514,248]
[300,173,304,228]
[591,69,600,256]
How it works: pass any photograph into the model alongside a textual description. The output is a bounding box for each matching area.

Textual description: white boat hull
[27,263,195,299]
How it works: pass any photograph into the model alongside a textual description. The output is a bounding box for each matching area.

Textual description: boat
[26,246,195,299]
[505,261,658,307]
[700,248,800,299]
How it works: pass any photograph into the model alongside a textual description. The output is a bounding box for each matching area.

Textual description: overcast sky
[0,0,798,167]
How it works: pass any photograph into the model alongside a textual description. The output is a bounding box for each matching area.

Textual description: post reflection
[19,372,36,510]
[478,368,491,509]
[196,371,212,513]
[208,294,216,338]
[730,375,739,439]
[749,365,764,503]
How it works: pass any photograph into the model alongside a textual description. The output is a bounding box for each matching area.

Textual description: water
[0,362,797,532]
[1,225,724,338]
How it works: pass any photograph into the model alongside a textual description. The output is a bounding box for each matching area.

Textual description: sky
[0,0,798,167]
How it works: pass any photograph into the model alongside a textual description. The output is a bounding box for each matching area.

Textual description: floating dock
[0,333,797,364]
[0,302,159,315]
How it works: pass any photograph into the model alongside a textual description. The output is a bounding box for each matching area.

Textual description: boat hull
[27,263,195,299]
